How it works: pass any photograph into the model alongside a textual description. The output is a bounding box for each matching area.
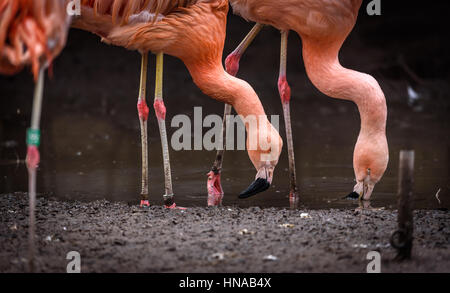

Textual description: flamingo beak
[346,177,375,201]
[238,165,273,199]
[345,169,376,201]
[361,183,375,201]
[345,191,360,200]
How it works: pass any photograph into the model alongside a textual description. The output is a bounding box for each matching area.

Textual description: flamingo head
[347,134,389,201]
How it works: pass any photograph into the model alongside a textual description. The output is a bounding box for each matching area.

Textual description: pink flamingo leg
[137,53,151,208]
[278,31,299,207]
[153,53,185,210]
[207,23,264,206]
[26,66,45,272]
[26,145,39,272]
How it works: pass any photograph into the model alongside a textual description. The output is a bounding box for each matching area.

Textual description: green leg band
[26,128,41,147]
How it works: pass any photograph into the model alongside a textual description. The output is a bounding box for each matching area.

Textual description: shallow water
[0,100,448,210]
[0,24,449,210]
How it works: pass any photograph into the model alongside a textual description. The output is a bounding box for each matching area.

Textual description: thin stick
[390,150,415,260]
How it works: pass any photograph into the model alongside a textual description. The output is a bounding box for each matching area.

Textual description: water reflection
[0,107,448,209]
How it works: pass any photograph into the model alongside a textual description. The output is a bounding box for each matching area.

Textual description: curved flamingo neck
[184,60,282,170]
[302,41,387,136]
[184,60,267,118]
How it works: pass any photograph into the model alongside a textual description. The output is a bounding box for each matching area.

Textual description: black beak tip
[239,178,271,199]
[345,191,360,200]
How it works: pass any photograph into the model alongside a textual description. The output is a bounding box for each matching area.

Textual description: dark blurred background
[0,0,449,209]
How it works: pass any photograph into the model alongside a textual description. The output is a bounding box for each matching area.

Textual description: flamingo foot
[289,195,299,209]
[355,200,382,212]
[165,203,187,210]
[207,171,224,206]
[289,191,299,205]
[140,200,150,207]
[289,190,299,200]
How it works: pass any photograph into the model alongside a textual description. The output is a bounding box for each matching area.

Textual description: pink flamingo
[207,0,389,204]
[72,0,283,207]
[0,0,71,270]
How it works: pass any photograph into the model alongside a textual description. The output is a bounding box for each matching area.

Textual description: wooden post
[390,150,415,260]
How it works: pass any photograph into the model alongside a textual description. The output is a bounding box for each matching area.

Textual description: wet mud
[0,193,448,273]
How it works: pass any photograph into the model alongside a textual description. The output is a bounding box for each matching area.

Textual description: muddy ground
[0,193,448,273]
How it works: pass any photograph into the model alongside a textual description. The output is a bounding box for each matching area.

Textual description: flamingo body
[229,0,388,200]
[0,0,70,78]
[231,0,360,37]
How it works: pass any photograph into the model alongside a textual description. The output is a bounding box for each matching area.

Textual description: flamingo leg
[137,53,150,207]
[153,52,183,209]
[207,23,264,206]
[206,104,229,206]
[26,66,45,272]
[278,30,299,207]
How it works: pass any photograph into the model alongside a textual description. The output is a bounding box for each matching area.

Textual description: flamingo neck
[304,44,387,136]
[345,65,387,137]
[184,60,266,118]
[184,60,282,170]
